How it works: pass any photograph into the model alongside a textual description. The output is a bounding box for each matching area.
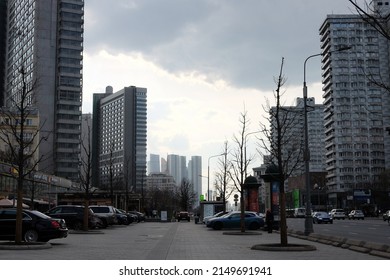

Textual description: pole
[303,73,313,235]
[207,153,226,201]
[303,46,351,235]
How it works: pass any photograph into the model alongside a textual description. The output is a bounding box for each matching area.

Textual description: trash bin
[194,216,199,224]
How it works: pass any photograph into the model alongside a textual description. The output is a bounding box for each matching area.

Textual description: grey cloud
[85,0,353,91]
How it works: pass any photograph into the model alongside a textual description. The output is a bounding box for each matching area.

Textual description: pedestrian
[265,209,274,233]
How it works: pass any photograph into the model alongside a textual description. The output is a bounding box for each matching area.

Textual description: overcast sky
[82,0,357,180]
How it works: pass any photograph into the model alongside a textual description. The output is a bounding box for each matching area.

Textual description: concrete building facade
[320,4,390,207]
[92,86,147,194]
[1,0,84,181]
[270,97,325,177]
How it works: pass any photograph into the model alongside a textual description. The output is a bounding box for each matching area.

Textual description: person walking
[265,209,274,233]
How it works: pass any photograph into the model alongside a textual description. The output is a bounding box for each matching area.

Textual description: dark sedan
[46,205,103,229]
[312,211,333,224]
[206,211,264,230]
[0,208,68,242]
[128,211,145,222]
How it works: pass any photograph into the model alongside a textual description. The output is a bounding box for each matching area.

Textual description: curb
[287,229,390,259]
[0,241,52,250]
[251,243,317,251]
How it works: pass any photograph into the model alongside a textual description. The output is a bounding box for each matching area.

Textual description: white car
[348,210,365,220]
[329,209,346,220]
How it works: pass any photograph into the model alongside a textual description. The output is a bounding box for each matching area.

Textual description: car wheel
[24,229,39,242]
[330,221,333,224]
[213,222,223,230]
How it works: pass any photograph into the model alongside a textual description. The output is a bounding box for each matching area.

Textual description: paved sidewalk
[0,221,387,260]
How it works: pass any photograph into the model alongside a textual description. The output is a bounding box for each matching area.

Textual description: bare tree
[229,110,255,232]
[176,178,196,211]
[79,114,93,231]
[0,66,46,243]
[257,58,304,245]
[214,141,234,211]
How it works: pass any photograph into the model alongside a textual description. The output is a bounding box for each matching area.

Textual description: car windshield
[90,207,109,213]
[316,212,328,216]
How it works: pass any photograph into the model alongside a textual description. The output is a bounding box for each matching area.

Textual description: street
[0,220,385,260]
[286,217,390,244]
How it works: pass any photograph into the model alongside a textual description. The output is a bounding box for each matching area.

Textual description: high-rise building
[320,3,390,207]
[92,86,147,193]
[0,0,7,106]
[148,154,160,174]
[167,154,187,185]
[188,155,202,206]
[270,97,325,176]
[1,0,84,181]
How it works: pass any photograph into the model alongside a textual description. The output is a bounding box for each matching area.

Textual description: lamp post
[303,46,351,235]
[207,153,226,201]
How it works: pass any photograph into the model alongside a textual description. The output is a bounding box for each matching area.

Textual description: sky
[81,0,357,183]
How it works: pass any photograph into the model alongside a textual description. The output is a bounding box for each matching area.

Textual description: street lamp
[207,153,226,201]
[303,46,351,235]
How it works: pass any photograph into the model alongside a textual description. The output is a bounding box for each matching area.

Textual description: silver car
[348,210,365,220]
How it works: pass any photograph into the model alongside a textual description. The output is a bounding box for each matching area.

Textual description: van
[294,207,306,218]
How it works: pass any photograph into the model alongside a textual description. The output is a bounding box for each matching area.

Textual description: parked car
[128,211,145,222]
[329,209,346,220]
[89,205,118,227]
[382,210,390,221]
[312,211,333,224]
[0,208,68,242]
[115,209,137,224]
[113,208,129,225]
[177,211,190,222]
[46,205,103,230]
[206,211,264,230]
[348,210,365,220]
[203,211,230,224]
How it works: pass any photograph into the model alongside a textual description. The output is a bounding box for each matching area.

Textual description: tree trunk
[83,198,90,231]
[279,192,288,245]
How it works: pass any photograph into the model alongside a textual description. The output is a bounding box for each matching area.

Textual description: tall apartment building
[320,2,390,207]
[270,97,325,177]
[148,153,160,174]
[92,86,147,193]
[188,155,202,206]
[1,0,84,181]
[167,154,187,185]
[0,0,7,106]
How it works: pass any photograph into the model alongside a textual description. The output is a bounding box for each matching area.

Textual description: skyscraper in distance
[148,154,161,174]
[188,155,202,206]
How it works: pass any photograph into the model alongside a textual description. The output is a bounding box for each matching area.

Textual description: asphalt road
[0,220,385,260]
[286,217,390,245]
